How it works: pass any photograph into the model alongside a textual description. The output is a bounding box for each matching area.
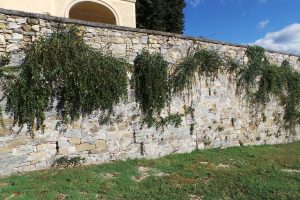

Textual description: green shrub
[52,156,85,168]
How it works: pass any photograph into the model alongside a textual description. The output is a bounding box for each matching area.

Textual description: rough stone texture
[0,9,299,176]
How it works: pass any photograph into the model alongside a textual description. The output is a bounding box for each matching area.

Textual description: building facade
[0,0,136,27]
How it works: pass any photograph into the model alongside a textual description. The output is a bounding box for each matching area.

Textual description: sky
[184,0,300,55]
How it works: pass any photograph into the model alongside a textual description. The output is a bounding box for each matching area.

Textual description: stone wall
[0,8,299,176]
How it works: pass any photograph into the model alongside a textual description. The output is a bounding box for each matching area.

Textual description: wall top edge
[0,8,298,58]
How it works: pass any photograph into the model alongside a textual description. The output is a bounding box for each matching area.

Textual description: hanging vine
[171,49,235,95]
[4,28,129,136]
[132,49,171,127]
[238,46,300,132]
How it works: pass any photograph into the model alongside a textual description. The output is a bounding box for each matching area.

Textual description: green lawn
[1,142,300,200]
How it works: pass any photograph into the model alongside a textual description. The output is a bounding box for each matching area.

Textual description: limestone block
[68,138,81,145]
[58,148,68,155]
[58,138,70,148]
[95,140,107,149]
[36,161,47,169]
[64,129,81,138]
[28,152,48,162]
[0,146,12,154]
[0,35,5,44]
[76,143,95,152]
[7,137,30,148]
[37,144,56,151]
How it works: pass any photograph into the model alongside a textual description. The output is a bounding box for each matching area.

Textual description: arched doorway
[69,1,117,25]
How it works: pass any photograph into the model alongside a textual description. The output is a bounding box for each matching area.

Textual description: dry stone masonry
[0,8,299,176]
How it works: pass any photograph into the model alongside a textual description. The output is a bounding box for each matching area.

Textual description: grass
[1,142,300,200]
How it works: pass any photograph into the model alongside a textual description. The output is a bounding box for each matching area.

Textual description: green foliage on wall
[172,49,228,94]
[133,50,171,127]
[172,45,300,132]
[2,27,300,135]
[238,46,300,132]
[136,0,186,33]
[5,28,129,136]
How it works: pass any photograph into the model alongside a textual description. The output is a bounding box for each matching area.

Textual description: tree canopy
[136,0,186,34]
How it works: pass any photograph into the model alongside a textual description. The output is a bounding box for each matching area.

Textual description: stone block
[64,129,81,138]
[68,138,81,145]
[58,138,70,148]
[11,33,23,40]
[36,161,47,168]
[7,137,30,148]
[58,148,68,155]
[16,18,26,24]
[7,22,19,29]
[76,143,95,152]
[37,144,56,151]
[22,24,31,32]
[28,152,47,162]
[112,37,124,44]
[0,23,7,29]
[0,15,7,21]
[95,140,107,149]
[0,147,12,154]
[27,18,39,25]
[110,44,126,56]
[31,25,40,32]
[140,36,148,44]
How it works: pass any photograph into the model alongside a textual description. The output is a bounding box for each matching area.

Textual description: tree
[136,0,186,34]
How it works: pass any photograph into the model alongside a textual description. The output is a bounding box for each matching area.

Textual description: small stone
[22,24,31,32]
[101,37,110,42]
[68,138,81,145]
[64,130,81,138]
[0,15,7,21]
[24,32,35,36]
[13,28,23,34]
[7,22,19,29]
[27,18,39,25]
[107,127,116,132]
[16,18,26,24]
[140,36,148,44]
[12,33,23,40]
[7,18,15,22]
[112,37,124,44]
[31,25,40,32]
[0,35,5,44]
[36,161,47,168]
[77,26,86,31]
[0,23,7,29]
